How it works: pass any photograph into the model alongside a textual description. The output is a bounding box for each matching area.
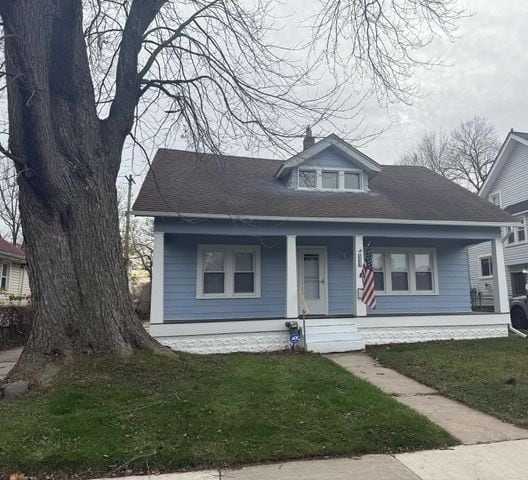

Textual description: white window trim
[489,190,502,208]
[0,261,10,291]
[196,245,261,299]
[505,214,528,247]
[372,248,439,296]
[297,166,364,192]
[478,254,493,279]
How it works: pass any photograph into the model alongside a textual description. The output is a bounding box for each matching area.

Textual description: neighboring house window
[489,192,501,207]
[480,256,493,278]
[506,215,527,245]
[0,262,9,290]
[197,245,261,298]
[297,167,363,191]
[372,248,438,295]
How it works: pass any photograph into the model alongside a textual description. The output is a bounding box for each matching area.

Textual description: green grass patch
[0,351,455,478]
[369,336,528,428]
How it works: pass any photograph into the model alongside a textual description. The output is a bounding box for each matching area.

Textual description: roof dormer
[276,130,382,192]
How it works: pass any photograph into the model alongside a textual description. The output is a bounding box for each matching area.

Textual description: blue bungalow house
[133,131,516,353]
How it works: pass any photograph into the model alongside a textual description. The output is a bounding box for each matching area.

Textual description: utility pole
[124,175,135,273]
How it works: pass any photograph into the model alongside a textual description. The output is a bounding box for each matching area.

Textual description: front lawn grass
[0,351,455,478]
[369,336,528,428]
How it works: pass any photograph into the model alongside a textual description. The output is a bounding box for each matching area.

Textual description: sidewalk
[0,346,22,381]
[94,439,528,480]
[327,352,528,444]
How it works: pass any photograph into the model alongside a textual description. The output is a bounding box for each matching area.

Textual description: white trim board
[150,313,510,338]
[133,210,520,228]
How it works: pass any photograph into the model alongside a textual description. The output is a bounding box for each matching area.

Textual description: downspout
[509,324,527,338]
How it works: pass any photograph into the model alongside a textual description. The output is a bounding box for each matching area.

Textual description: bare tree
[449,117,500,192]
[0,157,21,245]
[399,132,453,179]
[0,0,464,380]
[398,117,500,192]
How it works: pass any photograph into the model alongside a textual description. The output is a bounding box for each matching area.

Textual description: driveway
[0,346,22,380]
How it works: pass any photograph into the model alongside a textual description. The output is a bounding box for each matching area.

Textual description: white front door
[297,247,328,315]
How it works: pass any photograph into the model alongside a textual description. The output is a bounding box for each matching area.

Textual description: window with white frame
[297,167,363,191]
[489,192,501,207]
[506,215,527,245]
[197,245,261,298]
[0,262,9,290]
[372,248,438,295]
[479,256,493,278]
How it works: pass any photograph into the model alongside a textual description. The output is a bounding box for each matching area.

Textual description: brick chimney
[303,126,315,150]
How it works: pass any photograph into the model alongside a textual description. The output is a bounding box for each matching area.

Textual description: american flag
[361,244,376,308]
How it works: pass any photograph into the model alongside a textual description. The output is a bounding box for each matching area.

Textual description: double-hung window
[197,245,260,298]
[372,249,438,295]
[507,215,527,245]
[297,168,363,191]
[480,256,493,278]
[0,262,9,290]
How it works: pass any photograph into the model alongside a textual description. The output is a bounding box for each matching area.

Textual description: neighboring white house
[0,236,30,304]
[468,130,528,308]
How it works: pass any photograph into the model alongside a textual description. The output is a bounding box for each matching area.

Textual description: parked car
[510,296,528,330]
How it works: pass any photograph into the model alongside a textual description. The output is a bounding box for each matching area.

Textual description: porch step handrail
[298,288,309,351]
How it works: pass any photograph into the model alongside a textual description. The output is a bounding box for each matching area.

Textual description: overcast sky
[121,0,528,191]
[358,0,528,163]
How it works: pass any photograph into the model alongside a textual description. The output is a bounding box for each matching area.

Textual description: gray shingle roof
[133,149,515,225]
[505,200,528,215]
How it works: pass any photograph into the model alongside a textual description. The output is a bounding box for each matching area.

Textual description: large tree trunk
[0,0,163,381]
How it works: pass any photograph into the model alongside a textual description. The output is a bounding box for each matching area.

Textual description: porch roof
[134,149,515,227]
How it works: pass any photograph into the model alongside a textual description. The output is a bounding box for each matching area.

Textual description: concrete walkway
[93,439,528,480]
[0,346,22,381]
[327,352,528,445]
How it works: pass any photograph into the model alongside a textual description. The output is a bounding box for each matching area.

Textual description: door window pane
[322,171,338,189]
[234,251,255,293]
[203,250,224,294]
[344,172,360,189]
[303,254,320,299]
[372,253,385,291]
[391,253,409,291]
[299,170,317,188]
[415,253,433,291]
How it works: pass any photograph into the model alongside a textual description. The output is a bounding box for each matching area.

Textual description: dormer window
[299,169,317,188]
[298,167,363,191]
[322,171,339,189]
[344,172,361,190]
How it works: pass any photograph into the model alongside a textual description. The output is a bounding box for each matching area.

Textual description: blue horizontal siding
[367,238,472,314]
[164,235,285,320]
[155,218,501,242]
[297,237,355,315]
[163,234,472,322]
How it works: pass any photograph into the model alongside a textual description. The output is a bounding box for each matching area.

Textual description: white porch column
[286,235,299,318]
[491,237,509,314]
[353,235,367,317]
[150,231,165,324]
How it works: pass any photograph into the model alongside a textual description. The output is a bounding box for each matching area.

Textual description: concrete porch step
[305,324,359,335]
[305,332,364,343]
[306,339,365,353]
[302,317,356,327]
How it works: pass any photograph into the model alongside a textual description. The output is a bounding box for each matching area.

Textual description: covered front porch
[148,218,511,353]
